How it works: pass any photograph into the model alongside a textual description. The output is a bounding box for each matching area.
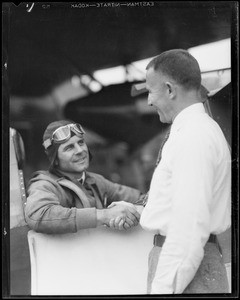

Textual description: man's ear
[166,82,176,99]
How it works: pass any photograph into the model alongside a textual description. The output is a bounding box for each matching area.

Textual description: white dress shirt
[140,103,231,294]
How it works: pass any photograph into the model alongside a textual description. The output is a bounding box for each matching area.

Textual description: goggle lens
[52,126,72,142]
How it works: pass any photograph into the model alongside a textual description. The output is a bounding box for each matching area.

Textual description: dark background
[4,1,235,185]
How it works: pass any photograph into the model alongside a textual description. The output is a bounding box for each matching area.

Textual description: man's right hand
[96,204,140,229]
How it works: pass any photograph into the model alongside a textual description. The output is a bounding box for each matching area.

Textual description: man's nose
[74,143,84,154]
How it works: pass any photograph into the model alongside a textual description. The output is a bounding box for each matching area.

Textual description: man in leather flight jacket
[25,120,145,234]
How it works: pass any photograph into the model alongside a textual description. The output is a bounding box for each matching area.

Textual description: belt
[153,233,218,247]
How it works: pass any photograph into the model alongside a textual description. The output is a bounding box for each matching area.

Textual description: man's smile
[73,156,86,163]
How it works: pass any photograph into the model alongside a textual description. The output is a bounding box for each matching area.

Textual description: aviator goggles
[43,123,85,149]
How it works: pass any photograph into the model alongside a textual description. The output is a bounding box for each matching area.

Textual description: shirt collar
[171,103,205,132]
[79,172,96,185]
[77,172,86,185]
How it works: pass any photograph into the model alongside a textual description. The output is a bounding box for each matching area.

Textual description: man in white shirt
[140,49,231,294]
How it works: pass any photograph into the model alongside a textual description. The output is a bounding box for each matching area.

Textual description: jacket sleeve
[100,176,144,205]
[25,179,97,234]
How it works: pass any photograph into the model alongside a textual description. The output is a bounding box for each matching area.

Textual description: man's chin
[76,162,89,172]
[158,112,169,124]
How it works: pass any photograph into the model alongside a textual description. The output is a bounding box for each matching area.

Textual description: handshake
[96,201,143,231]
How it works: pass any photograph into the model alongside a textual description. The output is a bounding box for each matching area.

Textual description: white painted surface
[28,226,153,295]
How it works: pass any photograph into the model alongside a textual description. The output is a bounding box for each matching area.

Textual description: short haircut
[146,49,201,90]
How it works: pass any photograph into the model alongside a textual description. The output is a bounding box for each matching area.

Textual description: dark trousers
[147,242,229,294]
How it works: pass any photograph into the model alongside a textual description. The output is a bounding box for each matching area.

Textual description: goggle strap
[43,138,52,150]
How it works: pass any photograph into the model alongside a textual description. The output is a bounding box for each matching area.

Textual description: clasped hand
[106,201,140,230]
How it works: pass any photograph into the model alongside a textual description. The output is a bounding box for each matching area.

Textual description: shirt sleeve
[151,130,214,294]
[25,180,97,234]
